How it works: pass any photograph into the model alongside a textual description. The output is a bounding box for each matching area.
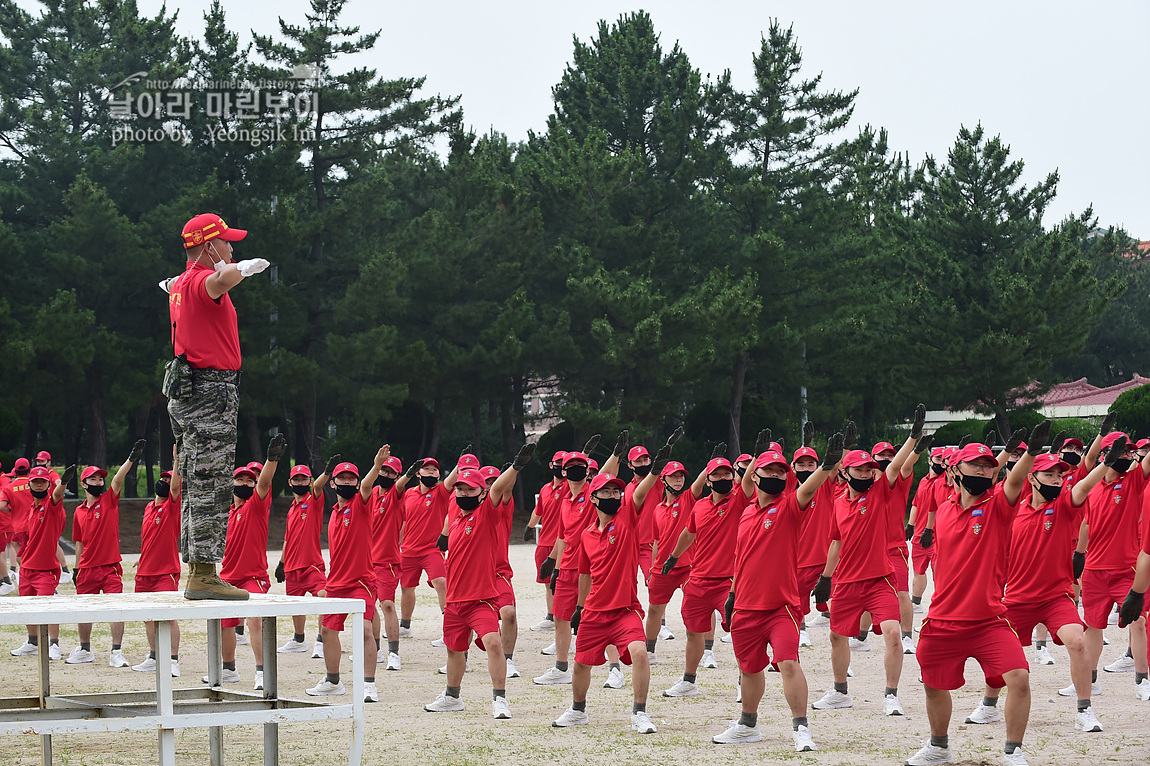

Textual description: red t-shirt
[1,477,32,534]
[883,473,914,549]
[628,477,660,547]
[579,496,642,611]
[797,479,844,569]
[1084,466,1148,571]
[327,493,373,590]
[23,496,66,570]
[370,485,404,566]
[400,483,451,557]
[685,485,750,579]
[558,482,595,570]
[138,491,181,576]
[829,479,896,584]
[653,490,697,570]
[1004,491,1086,606]
[930,489,1020,621]
[534,480,565,547]
[734,490,805,611]
[73,490,122,568]
[445,496,501,603]
[494,497,515,577]
[0,474,9,534]
[283,490,325,571]
[911,473,943,542]
[169,261,241,370]
[219,492,271,582]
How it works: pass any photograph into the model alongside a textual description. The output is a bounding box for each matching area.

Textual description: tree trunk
[67,415,84,498]
[417,404,428,458]
[728,352,748,459]
[993,407,1012,442]
[87,375,107,469]
[23,405,39,458]
[428,398,442,458]
[301,393,318,468]
[472,404,483,464]
[246,413,262,464]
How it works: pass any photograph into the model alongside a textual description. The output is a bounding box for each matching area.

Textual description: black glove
[1003,428,1027,455]
[802,421,815,448]
[323,454,342,476]
[722,591,735,633]
[548,568,559,593]
[612,430,630,458]
[1048,430,1067,456]
[459,443,473,460]
[1026,420,1052,455]
[538,555,555,581]
[583,434,601,456]
[523,525,535,542]
[266,433,287,463]
[1118,589,1145,629]
[983,430,997,448]
[821,433,845,470]
[905,523,914,541]
[910,403,926,440]
[813,575,832,604]
[666,425,684,447]
[403,458,425,481]
[710,442,728,460]
[570,604,583,634]
[651,443,674,477]
[61,464,77,485]
[1099,411,1117,438]
[776,436,785,455]
[1072,551,1086,580]
[753,428,772,457]
[1103,436,1129,468]
[661,555,679,575]
[72,568,81,588]
[501,461,513,473]
[920,528,934,549]
[511,443,536,471]
[913,434,934,455]
[958,434,973,448]
[843,421,858,450]
[127,439,146,463]
[437,533,448,553]
[274,561,285,583]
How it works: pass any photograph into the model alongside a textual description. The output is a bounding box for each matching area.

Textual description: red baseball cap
[458,454,480,469]
[791,447,819,463]
[1137,438,1150,450]
[35,450,51,462]
[289,465,312,479]
[563,452,589,467]
[1061,438,1085,450]
[589,473,625,493]
[754,451,790,471]
[768,442,783,454]
[232,466,258,480]
[28,466,52,481]
[1101,432,1129,451]
[455,467,486,489]
[843,450,880,470]
[941,446,959,464]
[421,457,440,470]
[627,446,650,462]
[587,458,600,472]
[735,453,753,465]
[160,470,173,480]
[953,443,997,466]
[332,462,360,479]
[382,456,403,474]
[871,442,896,456]
[182,213,247,249]
[705,457,734,476]
[247,461,264,473]
[929,446,947,459]
[551,451,567,464]
[13,457,30,471]
[80,466,107,482]
[480,466,501,481]
[660,461,688,477]
[1010,442,1027,454]
[1031,453,1070,474]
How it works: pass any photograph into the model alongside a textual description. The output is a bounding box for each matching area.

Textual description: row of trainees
[0,451,79,595]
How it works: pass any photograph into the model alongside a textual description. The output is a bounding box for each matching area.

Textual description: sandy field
[1,543,1147,765]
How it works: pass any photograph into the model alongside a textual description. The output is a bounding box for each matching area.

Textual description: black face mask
[930,463,945,475]
[1036,482,1062,501]
[875,459,892,471]
[1060,452,1082,466]
[794,470,815,484]
[756,475,788,495]
[290,484,310,496]
[596,497,622,515]
[710,478,734,495]
[456,494,482,512]
[959,473,994,496]
[335,484,358,499]
[84,483,106,497]
[376,476,396,490]
[551,466,564,479]
[419,474,438,488]
[736,466,747,477]
[565,465,588,482]
[233,484,255,500]
[663,479,684,496]
[1110,458,1133,473]
[1007,459,1019,469]
[30,488,48,499]
[633,464,652,478]
[155,480,171,498]
[848,476,874,493]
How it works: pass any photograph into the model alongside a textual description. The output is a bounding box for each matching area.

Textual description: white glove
[235,258,271,277]
[158,277,176,294]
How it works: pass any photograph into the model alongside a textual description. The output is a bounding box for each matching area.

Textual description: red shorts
[1005,595,1084,646]
[681,576,731,633]
[134,573,180,593]
[573,606,646,667]
[222,577,270,628]
[1081,568,1135,629]
[75,563,124,596]
[917,617,1027,690]
[887,545,910,592]
[638,543,654,581]
[796,564,825,616]
[400,551,446,589]
[647,566,689,606]
[534,545,553,584]
[373,563,400,604]
[494,573,515,610]
[322,581,376,631]
[911,539,935,575]
[731,605,802,673]
[443,600,500,652]
[830,576,900,637]
[11,531,28,550]
[552,569,581,621]
[0,531,12,549]
[286,564,327,597]
[18,567,59,596]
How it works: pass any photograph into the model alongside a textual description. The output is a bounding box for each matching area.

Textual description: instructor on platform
[167,213,269,600]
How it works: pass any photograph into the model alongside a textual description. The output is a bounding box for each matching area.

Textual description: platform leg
[262,616,278,766]
[349,610,364,766]
[157,620,176,765]
[38,623,51,766]
[207,618,224,766]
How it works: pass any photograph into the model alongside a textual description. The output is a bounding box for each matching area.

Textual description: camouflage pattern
[167,371,238,563]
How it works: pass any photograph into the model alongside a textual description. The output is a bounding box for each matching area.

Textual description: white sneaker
[902,635,916,655]
[364,682,378,703]
[812,688,853,709]
[1058,681,1102,697]
[906,743,954,765]
[702,648,718,668]
[430,637,446,648]
[202,668,241,685]
[552,707,589,727]
[849,636,870,651]
[10,641,37,656]
[884,693,905,716]
[631,710,657,733]
[604,666,625,689]
[132,656,157,672]
[386,652,402,671]
[306,678,345,696]
[170,661,180,677]
[847,664,854,678]
[658,624,675,640]
[278,638,309,653]
[1034,645,1054,665]
[735,683,742,703]
[311,641,324,659]
[492,696,511,719]
[541,641,557,656]
[912,601,923,614]
[1136,679,1150,701]
[0,581,14,596]
[60,570,72,584]
[720,632,732,643]
[398,626,414,639]
[663,679,699,697]
[647,650,657,665]
[793,724,818,752]
[530,617,555,632]
[48,643,61,661]
[438,658,470,674]
[1075,706,1103,731]
[1102,634,1109,645]
[424,692,464,712]
[533,666,572,685]
[235,631,249,646]
[66,647,94,664]
[506,657,520,678]
[809,613,831,627]
[254,670,264,691]
[712,721,762,743]
[110,649,129,668]
[1003,748,1030,766]
[799,630,812,648]
[965,703,1001,724]
[1104,654,1136,673]
[1108,606,1119,625]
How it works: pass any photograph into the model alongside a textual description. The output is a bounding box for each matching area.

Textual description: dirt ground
[2,543,1147,765]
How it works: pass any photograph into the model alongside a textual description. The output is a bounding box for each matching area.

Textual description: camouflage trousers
[167,370,239,564]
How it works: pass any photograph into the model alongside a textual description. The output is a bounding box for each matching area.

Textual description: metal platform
[0,592,365,766]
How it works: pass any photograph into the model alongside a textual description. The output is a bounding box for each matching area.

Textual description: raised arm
[257,434,287,500]
[888,404,926,485]
[112,440,145,496]
[1002,421,1049,505]
[313,453,340,498]
[600,430,629,479]
[635,427,682,508]
[361,445,390,503]
[1072,436,1125,506]
[798,433,844,508]
[54,465,75,505]
[491,444,535,506]
[169,445,182,497]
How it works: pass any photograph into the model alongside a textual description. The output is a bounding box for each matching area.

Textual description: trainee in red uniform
[533,479,566,583]
[137,489,182,578]
[829,478,896,584]
[284,490,326,572]
[910,473,943,575]
[19,493,66,596]
[370,485,403,566]
[551,482,595,621]
[627,477,660,577]
[652,491,697,572]
[1083,467,1147,571]
[401,483,452,557]
[219,492,272,584]
[445,497,501,604]
[169,261,241,370]
[2,476,32,538]
[323,490,375,630]
[685,485,749,579]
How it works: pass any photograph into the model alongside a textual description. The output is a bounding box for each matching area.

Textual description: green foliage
[930,418,990,447]
[1110,384,1150,438]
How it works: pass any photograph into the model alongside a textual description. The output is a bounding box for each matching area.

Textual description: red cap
[627,446,650,463]
[233,466,258,481]
[587,458,600,472]
[332,462,360,479]
[421,457,440,470]
[13,458,29,471]
[457,454,480,469]
[941,446,959,464]
[791,447,819,463]
[28,466,52,481]
[563,452,589,467]
[735,453,753,465]
[1010,442,1027,454]
[1101,432,1129,451]
[479,466,501,481]
[80,466,108,482]
[660,461,687,477]
[551,451,567,464]
[160,470,173,480]
[871,442,896,456]
[247,461,264,473]
[930,446,947,459]
[1137,438,1150,450]
[455,467,486,489]
[1031,454,1070,474]
[1062,438,1085,450]
[705,457,734,476]
[843,450,880,470]
[182,213,247,249]
[768,442,783,454]
[589,473,625,493]
[953,443,996,466]
[382,457,403,474]
[754,451,790,471]
[289,465,312,479]
[35,450,51,462]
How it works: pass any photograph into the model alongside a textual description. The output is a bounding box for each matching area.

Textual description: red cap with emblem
[754,451,790,471]
[843,450,880,470]
[953,443,997,466]
[458,454,480,470]
[289,465,312,479]
[28,466,52,481]
[80,466,108,482]
[232,466,257,481]
[627,446,649,462]
[182,213,247,249]
[589,473,625,493]
[332,462,359,479]
[705,457,734,475]
[660,461,688,477]
[1031,453,1070,474]
[455,467,486,489]
[791,447,819,463]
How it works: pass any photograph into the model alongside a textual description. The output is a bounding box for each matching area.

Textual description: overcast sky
[130,0,1148,236]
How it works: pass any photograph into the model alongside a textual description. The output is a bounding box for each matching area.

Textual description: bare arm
[691,467,708,500]
[887,436,916,486]
[204,263,247,300]
[1133,551,1150,593]
[822,539,842,578]
[111,440,143,496]
[169,447,182,497]
[442,463,460,492]
[631,470,660,509]
[360,446,390,503]
[669,528,696,559]
[577,573,592,607]
[1070,461,1109,506]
